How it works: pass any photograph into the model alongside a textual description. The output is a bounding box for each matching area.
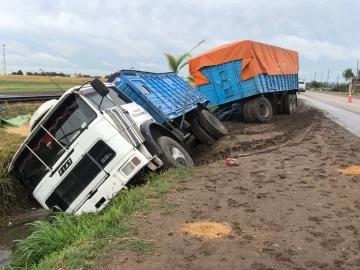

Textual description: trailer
[188,40,299,122]
[107,70,228,147]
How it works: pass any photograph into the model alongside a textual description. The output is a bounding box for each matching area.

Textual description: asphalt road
[299,91,360,137]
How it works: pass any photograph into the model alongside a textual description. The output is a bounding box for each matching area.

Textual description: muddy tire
[252,97,273,123]
[283,94,293,115]
[191,118,216,145]
[243,99,257,123]
[197,109,227,139]
[156,136,194,169]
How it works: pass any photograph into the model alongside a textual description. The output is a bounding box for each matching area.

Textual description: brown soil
[98,100,360,270]
[4,122,30,137]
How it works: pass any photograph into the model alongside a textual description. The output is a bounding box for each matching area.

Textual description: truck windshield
[14,93,97,190]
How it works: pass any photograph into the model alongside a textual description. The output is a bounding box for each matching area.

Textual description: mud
[98,100,360,270]
[4,122,30,137]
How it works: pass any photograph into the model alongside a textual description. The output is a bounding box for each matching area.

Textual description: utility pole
[337,72,339,86]
[314,72,316,81]
[326,69,329,87]
[2,44,5,75]
[321,71,323,84]
[353,59,359,94]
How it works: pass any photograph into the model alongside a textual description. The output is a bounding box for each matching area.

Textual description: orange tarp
[188,40,299,86]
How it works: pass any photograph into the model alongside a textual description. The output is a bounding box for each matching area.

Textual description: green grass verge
[0,102,41,219]
[4,168,192,270]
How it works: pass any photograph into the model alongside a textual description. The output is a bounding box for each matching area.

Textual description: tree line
[10,70,100,78]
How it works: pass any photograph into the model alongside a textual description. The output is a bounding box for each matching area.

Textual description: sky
[1,0,360,82]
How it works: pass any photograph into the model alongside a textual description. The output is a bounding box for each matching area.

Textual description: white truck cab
[9,79,194,215]
[298,80,306,92]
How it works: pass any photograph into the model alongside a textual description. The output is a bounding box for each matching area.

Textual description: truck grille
[45,140,115,212]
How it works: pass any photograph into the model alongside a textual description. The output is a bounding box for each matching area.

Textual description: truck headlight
[120,156,142,176]
[122,162,135,176]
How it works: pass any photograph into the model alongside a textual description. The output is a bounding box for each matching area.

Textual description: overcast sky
[1,0,359,82]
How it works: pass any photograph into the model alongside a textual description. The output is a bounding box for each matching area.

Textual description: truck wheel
[191,118,216,145]
[156,136,194,168]
[253,97,273,123]
[197,109,228,139]
[283,94,293,114]
[292,94,297,113]
[243,99,257,123]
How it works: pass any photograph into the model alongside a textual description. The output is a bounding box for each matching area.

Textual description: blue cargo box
[108,70,208,125]
[196,59,298,108]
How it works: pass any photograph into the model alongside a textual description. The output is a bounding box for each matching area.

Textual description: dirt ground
[3,122,30,137]
[101,100,360,269]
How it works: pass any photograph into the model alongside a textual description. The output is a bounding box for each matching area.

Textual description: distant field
[0,75,107,93]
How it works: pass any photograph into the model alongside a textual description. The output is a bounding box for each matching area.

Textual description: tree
[343,68,354,82]
[164,39,206,74]
[17,70,23,75]
[164,52,192,73]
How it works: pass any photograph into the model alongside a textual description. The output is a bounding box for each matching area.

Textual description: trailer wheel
[283,94,293,114]
[292,94,297,113]
[191,118,216,145]
[197,109,228,139]
[243,99,257,123]
[156,136,194,169]
[253,97,273,123]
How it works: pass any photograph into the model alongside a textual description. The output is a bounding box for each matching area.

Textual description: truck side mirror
[91,78,109,97]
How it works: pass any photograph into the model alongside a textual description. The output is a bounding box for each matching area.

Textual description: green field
[0,80,84,93]
[0,76,107,94]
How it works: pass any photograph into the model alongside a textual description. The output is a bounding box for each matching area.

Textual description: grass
[4,168,193,270]
[176,186,192,193]
[0,102,42,219]
[119,239,153,255]
[1,102,41,119]
[161,203,179,216]
[0,76,106,93]
[0,128,34,219]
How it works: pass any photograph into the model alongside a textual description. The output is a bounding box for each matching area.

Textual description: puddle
[0,222,31,267]
[0,209,51,267]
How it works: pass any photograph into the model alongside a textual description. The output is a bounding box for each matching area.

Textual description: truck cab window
[84,91,117,109]
[108,86,132,104]
[14,93,97,190]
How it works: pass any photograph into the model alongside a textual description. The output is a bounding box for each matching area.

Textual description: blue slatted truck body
[189,41,299,122]
[107,70,228,147]
[196,60,299,121]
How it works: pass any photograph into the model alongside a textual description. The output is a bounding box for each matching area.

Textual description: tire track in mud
[193,101,320,165]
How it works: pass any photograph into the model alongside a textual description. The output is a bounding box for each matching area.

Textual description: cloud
[4,41,79,70]
[269,35,356,62]
[1,0,360,81]
[46,42,81,57]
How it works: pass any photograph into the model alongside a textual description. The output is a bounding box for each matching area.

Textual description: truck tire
[252,97,273,123]
[283,94,293,115]
[243,99,257,123]
[197,109,228,139]
[292,94,297,113]
[191,118,216,145]
[156,136,194,169]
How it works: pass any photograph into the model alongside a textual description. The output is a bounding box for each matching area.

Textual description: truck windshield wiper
[57,127,86,143]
